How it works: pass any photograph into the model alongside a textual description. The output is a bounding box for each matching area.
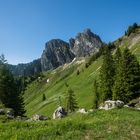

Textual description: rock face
[69,29,102,57]
[41,39,75,71]
[53,106,67,119]
[99,100,124,110]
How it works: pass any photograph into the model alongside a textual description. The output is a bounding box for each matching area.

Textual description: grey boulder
[53,106,67,119]
[99,100,124,110]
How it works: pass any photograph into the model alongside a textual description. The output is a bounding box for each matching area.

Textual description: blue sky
[0,0,140,64]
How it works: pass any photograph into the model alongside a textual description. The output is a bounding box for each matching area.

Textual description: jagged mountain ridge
[9,29,102,76]
[70,29,102,57]
[41,39,75,71]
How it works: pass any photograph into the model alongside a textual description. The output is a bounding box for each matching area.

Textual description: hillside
[24,27,140,117]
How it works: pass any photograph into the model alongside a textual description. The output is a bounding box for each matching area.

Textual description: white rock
[53,106,67,119]
[99,100,124,110]
[46,79,50,83]
[123,105,130,108]
[77,108,88,114]
[88,109,93,112]
[32,114,48,121]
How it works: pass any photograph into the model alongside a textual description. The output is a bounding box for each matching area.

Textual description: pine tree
[99,46,115,102]
[12,78,26,116]
[0,54,26,116]
[66,88,78,113]
[42,93,46,101]
[113,48,140,103]
[93,80,98,109]
[112,47,122,100]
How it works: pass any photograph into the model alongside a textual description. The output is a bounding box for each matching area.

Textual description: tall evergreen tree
[42,93,46,101]
[113,48,140,103]
[66,88,78,113]
[113,47,122,100]
[99,46,115,102]
[93,80,98,109]
[0,55,25,116]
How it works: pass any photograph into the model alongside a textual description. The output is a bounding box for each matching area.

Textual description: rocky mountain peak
[70,28,102,57]
[41,39,75,71]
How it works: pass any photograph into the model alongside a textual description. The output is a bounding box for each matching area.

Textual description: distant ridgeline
[9,29,103,76]
[8,59,42,76]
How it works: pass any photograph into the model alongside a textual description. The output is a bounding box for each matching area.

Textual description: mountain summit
[70,28,102,57]
[41,39,75,71]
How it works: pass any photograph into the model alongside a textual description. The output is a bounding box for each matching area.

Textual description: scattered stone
[88,109,94,112]
[99,100,124,110]
[31,114,48,121]
[77,108,88,114]
[128,97,140,107]
[6,109,14,119]
[0,109,5,115]
[53,106,67,119]
[123,105,130,108]
[46,78,50,83]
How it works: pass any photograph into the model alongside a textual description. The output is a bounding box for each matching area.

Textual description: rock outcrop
[69,29,102,57]
[77,108,88,114]
[6,109,14,119]
[99,100,124,110]
[41,39,75,71]
[53,106,67,119]
[31,114,48,121]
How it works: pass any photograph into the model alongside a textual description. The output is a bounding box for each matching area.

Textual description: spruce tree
[113,48,140,103]
[113,47,122,100]
[93,80,98,109]
[0,55,25,116]
[66,88,78,113]
[42,93,46,101]
[99,46,115,102]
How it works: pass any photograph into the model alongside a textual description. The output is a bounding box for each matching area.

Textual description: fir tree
[0,54,26,116]
[112,47,122,100]
[99,46,115,102]
[113,48,140,103]
[66,88,78,113]
[42,93,46,101]
[93,80,98,109]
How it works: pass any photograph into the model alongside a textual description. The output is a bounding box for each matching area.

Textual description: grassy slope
[24,30,140,116]
[0,108,140,140]
[24,29,140,117]
[24,58,102,117]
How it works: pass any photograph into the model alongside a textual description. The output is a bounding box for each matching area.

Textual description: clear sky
[0,0,140,64]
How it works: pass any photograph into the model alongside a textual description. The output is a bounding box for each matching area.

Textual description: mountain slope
[24,27,140,117]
